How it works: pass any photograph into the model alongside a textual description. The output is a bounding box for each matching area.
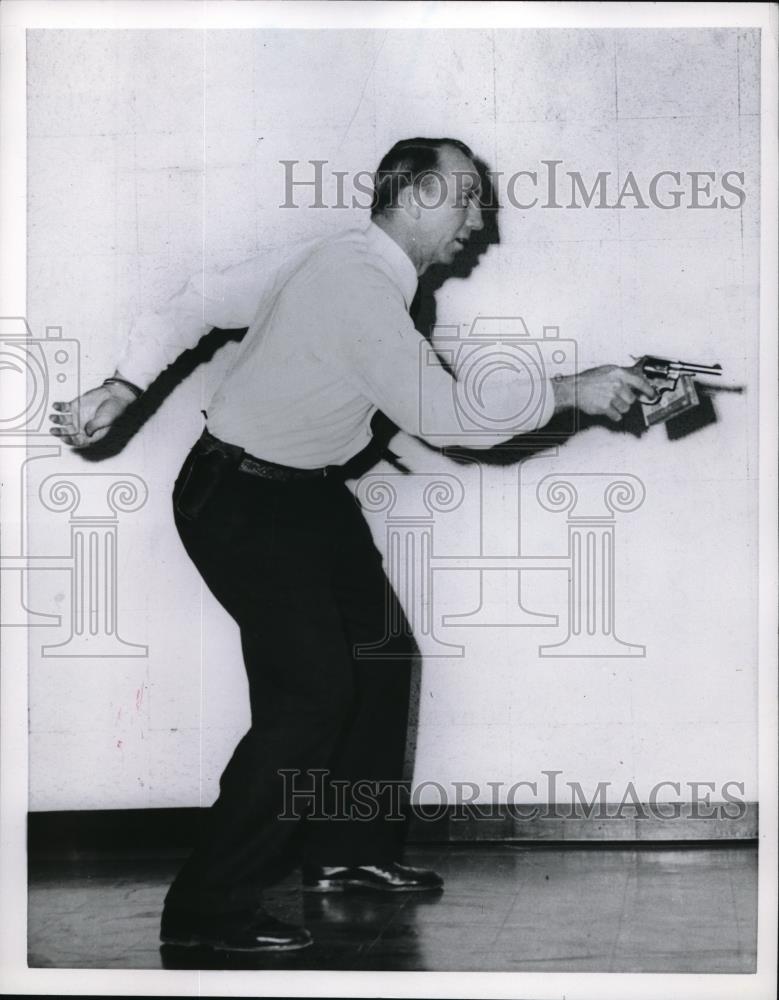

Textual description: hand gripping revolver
[632,355,723,426]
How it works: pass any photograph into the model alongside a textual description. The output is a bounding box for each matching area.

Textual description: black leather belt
[239,452,332,481]
[199,428,332,482]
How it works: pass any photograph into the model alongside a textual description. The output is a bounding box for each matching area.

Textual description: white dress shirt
[116,222,555,468]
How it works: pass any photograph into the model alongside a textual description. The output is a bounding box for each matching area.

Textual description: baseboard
[27,802,758,856]
[407,801,758,842]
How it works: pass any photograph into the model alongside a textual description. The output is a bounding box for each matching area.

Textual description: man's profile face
[412,145,484,270]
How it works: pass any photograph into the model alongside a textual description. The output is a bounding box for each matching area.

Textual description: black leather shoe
[302,861,444,893]
[160,906,313,952]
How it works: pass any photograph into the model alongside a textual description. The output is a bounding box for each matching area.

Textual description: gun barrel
[671,361,723,376]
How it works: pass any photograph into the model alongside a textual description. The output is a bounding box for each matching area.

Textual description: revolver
[632,355,723,427]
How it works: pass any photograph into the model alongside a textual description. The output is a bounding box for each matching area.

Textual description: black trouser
[164,437,414,915]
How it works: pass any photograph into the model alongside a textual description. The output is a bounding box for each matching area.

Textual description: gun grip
[645,375,676,399]
[640,374,699,427]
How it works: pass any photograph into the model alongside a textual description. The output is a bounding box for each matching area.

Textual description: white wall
[24,28,759,809]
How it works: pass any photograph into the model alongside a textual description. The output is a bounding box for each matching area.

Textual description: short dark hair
[370,137,475,217]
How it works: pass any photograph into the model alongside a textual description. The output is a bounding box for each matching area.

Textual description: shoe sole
[303,881,444,893]
[160,936,313,952]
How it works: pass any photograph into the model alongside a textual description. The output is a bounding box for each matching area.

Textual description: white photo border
[1,2,776,997]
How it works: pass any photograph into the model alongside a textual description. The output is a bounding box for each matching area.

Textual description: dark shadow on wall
[75,326,248,463]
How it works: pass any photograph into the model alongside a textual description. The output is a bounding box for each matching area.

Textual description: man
[50,137,654,952]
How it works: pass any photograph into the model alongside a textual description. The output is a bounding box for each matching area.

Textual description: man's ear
[397,182,422,221]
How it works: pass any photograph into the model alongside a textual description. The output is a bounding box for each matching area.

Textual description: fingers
[48,418,101,443]
[49,420,78,437]
[49,429,88,448]
[49,400,78,435]
[49,411,76,427]
[579,366,660,421]
[51,425,109,449]
[49,403,73,426]
[620,370,657,400]
[615,386,636,409]
[49,404,91,444]
[49,408,82,440]
[47,387,124,448]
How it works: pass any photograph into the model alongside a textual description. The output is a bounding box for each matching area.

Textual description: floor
[28,842,757,972]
